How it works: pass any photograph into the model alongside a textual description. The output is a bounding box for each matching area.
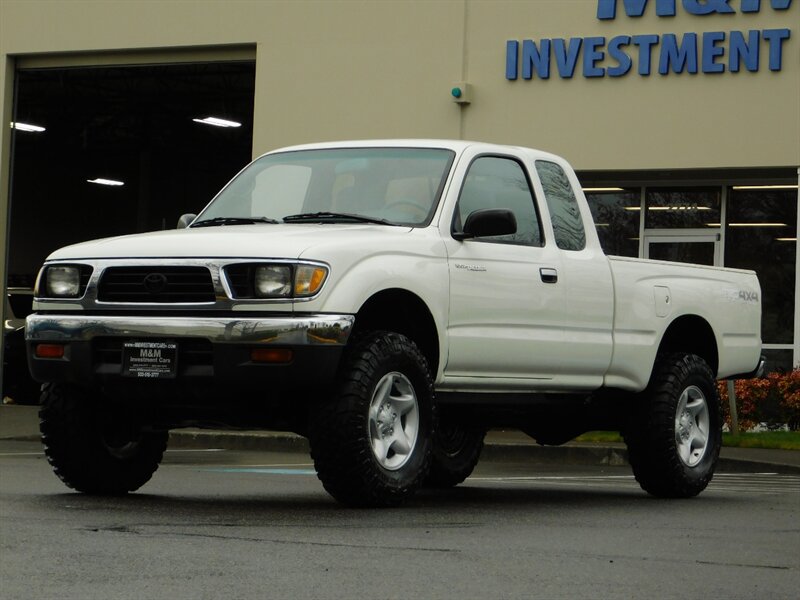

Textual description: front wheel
[624,353,721,498]
[39,383,168,495]
[309,332,433,507]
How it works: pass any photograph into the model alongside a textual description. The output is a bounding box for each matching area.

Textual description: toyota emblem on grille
[143,272,168,293]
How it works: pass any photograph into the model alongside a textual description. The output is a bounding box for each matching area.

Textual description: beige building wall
[1,0,797,170]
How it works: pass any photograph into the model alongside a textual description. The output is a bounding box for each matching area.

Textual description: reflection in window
[536,161,586,251]
[251,165,312,218]
[200,148,454,226]
[725,188,797,345]
[585,190,640,257]
[455,156,542,246]
[645,188,721,229]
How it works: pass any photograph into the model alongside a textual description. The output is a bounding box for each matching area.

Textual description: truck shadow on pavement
[30,483,738,523]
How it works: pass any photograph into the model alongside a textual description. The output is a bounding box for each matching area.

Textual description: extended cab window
[454,156,543,246]
[535,160,586,251]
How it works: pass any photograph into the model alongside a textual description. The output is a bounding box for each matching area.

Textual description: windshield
[194,147,455,227]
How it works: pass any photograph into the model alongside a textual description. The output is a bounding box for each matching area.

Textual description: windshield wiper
[282,212,396,226]
[191,216,280,228]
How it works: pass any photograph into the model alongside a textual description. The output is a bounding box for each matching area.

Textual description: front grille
[97,267,214,303]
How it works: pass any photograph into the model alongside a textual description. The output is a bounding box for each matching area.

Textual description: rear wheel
[39,383,167,494]
[309,331,433,507]
[426,423,485,488]
[624,353,721,498]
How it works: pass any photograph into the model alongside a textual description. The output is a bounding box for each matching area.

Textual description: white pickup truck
[26,140,763,506]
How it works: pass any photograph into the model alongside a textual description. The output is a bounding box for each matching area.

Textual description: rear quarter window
[535,160,586,251]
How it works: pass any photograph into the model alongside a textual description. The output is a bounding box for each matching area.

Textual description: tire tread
[624,353,721,498]
[309,331,433,507]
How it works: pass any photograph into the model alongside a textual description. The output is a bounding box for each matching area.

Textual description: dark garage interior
[3,60,255,401]
[7,60,256,290]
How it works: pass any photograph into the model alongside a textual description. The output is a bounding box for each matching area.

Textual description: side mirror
[177,213,197,229]
[454,208,517,240]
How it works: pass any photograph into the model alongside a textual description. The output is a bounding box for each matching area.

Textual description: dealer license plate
[122,341,178,379]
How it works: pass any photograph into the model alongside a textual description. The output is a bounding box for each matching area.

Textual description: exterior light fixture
[450,82,472,104]
[192,117,242,128]
[728,222,787,227]
[11,122,46,132]
[87,178,125,186]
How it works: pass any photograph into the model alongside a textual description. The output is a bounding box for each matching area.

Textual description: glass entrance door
[644,232,721,266]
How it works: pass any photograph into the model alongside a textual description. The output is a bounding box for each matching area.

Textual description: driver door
[443,155,565,384]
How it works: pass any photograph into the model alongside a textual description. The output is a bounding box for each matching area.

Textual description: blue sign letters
[597,0,792,19]
[507,0,794,80]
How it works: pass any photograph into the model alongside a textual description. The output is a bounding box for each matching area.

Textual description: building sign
[506,0,793,80]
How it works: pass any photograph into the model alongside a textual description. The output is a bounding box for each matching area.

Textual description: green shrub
[718,370,800,431]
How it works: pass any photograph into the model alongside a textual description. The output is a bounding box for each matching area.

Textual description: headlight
[227,263,329,299]
[255,265,292,297]
[44,265,82,297]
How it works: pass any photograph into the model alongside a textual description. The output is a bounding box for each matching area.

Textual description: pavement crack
[695,560,791,571]
[170,531,458,553]
[84,525,140,535]
[84,525,456,552]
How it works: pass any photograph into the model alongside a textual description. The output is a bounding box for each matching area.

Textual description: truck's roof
[261,139,561,162]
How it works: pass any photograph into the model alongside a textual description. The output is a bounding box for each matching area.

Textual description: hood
[46,223,414,262]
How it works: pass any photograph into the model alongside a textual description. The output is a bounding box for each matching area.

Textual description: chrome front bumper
[26,313,355,346]
[25,312,355,392]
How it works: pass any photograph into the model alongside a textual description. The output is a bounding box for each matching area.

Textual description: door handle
[540,267,558,284]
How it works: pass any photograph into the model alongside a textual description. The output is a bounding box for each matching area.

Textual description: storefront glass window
[725,188,797,346]
[645,188,721,229]
[762,349,795,374]
[584,190,640,257]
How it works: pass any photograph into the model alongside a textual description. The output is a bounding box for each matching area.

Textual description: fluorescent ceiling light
[648,206,712,211]
[728,222,787,227]
[11,122,45,132]
[732,185,798,190]
[775,237,797,242]
[582,187,625,192]
[87,178,124,186]
[192,116,241,128]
